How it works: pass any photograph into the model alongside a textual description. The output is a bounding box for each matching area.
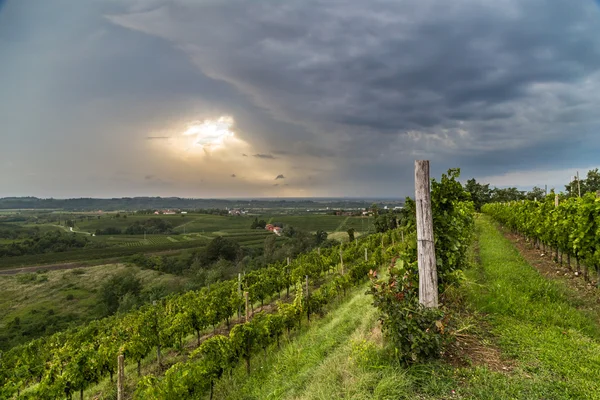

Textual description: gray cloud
[253,153,276,159]
[275,174,285,180]
[2,0,600,197]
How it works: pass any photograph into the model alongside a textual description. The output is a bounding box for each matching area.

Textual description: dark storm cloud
[2,0,600,197]
[107,0,600,187]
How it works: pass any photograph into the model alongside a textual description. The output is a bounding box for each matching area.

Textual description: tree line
[465,168,600,211]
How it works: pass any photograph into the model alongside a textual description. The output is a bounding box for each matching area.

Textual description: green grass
[461,216,600,398]
[211,216,600,400]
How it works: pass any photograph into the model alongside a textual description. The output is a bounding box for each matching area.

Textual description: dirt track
[0,262,89,275]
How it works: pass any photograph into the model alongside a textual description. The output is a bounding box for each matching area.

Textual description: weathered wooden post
[364,248,368,261]
[305,275,310,322]
[117,354,124,400]
[238,273,242,320]
[415,160,438,308]
[244,291,250,322]
[554,194,560,264]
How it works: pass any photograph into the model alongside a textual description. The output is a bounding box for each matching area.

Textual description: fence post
[415,160,438,308]
[305,275,310,322]
[117,354,124,400]
[364,248,368,261]
[244,291,250,322]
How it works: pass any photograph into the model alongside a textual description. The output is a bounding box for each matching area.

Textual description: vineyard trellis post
[364,247,368,261]
[305,275,310,322]
[238,273,242,320]
[415,160,438,308]
[244,291,250,322]
[117,354,124,400]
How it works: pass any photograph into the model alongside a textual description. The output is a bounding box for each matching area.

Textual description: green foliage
[0,230,89,258]
[125,218,174,235]
[464,178,491,211]
[369,259,450,363]
[564,168,600,197]
[100,270,142,315]
[483,193,600,282]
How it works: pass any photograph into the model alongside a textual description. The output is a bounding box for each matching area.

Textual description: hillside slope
[209,216,600,400]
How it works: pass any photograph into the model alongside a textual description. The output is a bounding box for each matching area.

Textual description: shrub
[368,258,451,363]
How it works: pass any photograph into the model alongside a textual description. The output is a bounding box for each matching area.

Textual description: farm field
[0,213,376,268]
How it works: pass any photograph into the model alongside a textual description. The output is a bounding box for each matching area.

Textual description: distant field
[75,214,198,231]
[0,214,368,268]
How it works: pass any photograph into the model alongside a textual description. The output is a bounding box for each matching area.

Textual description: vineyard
[482,192,600,284]
[0,168,474,399]
[0,229,405,399]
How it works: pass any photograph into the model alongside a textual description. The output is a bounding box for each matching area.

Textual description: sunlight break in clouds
[182,116,234,151]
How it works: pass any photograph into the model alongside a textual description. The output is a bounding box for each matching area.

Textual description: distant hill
[0,197,404,211]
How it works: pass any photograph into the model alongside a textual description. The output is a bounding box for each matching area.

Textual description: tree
[565,168,600,197]
[347,228,355,242]
[525,186,546,201]
[263,235,277,263]
[314,230,328,245]
[464,178,492,211]
[100,271,142,315]
[370,203,380,217]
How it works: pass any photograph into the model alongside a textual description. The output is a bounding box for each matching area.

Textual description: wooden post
[305,275,310,322]
[238,273,242,320]
[244,291,250,322]
[364,248,368,261]
[117,355,124,400]
[317,247,320,256]
[287,257,290,266]
[414,160,438,308]
[555,194,559,262]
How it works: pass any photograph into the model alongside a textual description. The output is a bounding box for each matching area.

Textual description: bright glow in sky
[182,116,235,150]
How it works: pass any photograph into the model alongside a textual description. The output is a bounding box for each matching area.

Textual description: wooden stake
[244,291,250,322]
[364,248,368,261]
[238,273,242,320]
[117,355,124,400]
[415,160,438,308]
[305,275,310,322]
[555,194,559,207]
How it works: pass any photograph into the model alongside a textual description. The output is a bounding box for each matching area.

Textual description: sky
[1,0,600,198]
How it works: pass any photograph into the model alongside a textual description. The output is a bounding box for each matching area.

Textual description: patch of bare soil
[445,330,515,373]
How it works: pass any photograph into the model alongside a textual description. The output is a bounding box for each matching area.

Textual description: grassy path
[212,216,600,400]
[334,216,351,232]
[462,216,600,399]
